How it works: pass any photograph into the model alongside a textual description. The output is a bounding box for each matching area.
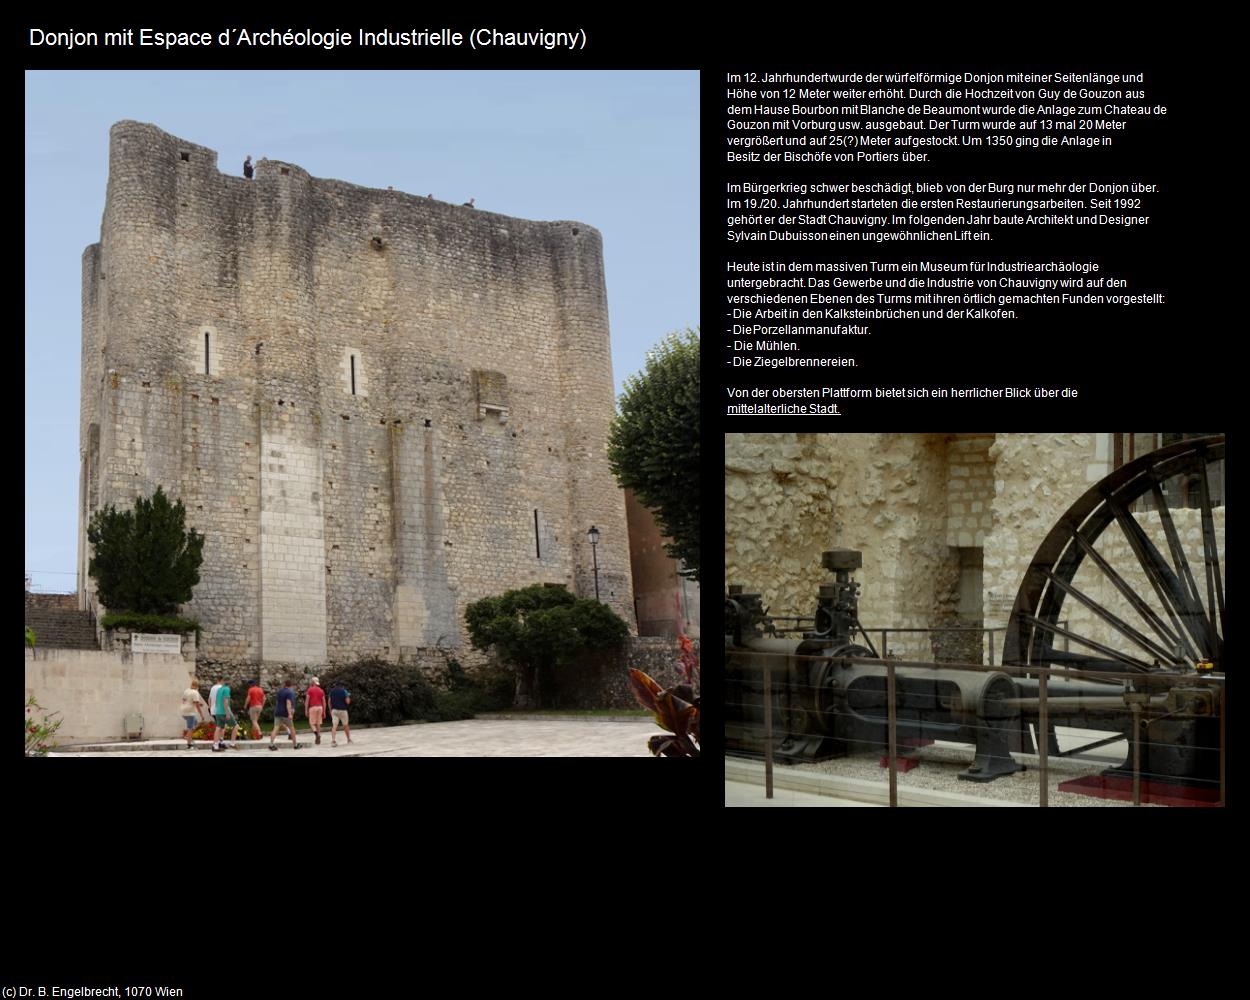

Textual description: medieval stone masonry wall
[980,433,1103,628]
[725,433,959,659]
[80,122,634,672]
[945,434,994,548]
[984,434,1224,660]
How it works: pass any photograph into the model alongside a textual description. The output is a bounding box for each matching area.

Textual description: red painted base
[1058,774,1222,808]
[879,738,934,772]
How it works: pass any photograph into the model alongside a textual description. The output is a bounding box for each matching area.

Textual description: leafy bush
[465,584,628,707]
[25,696,62,756]
[318,659,435,726]
[315,658,514,725]
[433,689,480,721]
[25,627,36,649]
[101,611,201,638]
[477,668,517,712]
[446,659,514,712]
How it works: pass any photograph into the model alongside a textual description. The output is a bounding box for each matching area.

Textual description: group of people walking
[180,675,353,751]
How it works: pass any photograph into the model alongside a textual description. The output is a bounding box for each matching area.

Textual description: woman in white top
[179,678,209,749]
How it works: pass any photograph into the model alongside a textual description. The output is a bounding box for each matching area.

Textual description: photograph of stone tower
[27,71,699,680]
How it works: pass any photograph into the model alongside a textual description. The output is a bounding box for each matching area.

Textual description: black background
[19,23,1226,942]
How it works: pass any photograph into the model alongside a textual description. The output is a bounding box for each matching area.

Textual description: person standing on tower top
[243,155,254,179]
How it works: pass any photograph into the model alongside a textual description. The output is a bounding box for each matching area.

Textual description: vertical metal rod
[1038,669,1048,808]
[887,659,898,808]
[592,543,599,601]
[881,631,888,660]
[988,629,995,667]
[1131,703,1142,807]
[763,665,773,800]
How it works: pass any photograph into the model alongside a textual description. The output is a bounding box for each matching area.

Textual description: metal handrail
[729,646,1225,808]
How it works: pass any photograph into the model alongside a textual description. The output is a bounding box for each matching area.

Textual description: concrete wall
[80,122,634,674]
[25,647,195,744]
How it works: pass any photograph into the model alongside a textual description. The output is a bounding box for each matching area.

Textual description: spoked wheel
[1004,435,1224,673]
[1003,435,1224,790]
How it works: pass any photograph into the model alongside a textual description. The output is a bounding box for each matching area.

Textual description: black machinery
[725,435,1225,790]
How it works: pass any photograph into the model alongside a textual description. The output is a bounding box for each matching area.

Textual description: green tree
[607,328,700,580]
[465,584,629,707]
[87,487,205,615]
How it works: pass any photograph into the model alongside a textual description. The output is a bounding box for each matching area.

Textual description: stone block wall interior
[79,122,634,670]
[725,433,961,661]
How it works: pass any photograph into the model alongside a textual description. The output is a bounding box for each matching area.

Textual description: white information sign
[131,632,183,654]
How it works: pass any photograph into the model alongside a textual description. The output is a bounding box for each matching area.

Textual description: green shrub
[433,688,480,721]
[25,696,62,755]
[445,659,514,712]
[465,584,628,707]
[88,486,205,614]
[318,658,435,726]
[477,668,517,711]
[316,657,513,724]
[101,611,201,638]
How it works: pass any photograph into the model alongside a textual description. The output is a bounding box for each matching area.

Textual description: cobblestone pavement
[44,717,656,758]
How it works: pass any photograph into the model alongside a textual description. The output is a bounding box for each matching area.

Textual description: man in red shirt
[245,680,266,740]
[305,676,327,745]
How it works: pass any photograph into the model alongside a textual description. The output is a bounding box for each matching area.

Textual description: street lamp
[587,525,600,601]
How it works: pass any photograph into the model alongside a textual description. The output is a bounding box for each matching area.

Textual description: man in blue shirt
[268,680,303,751]
[328,680,353,747]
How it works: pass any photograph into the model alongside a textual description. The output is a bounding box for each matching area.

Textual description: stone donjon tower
[79,121,634,668]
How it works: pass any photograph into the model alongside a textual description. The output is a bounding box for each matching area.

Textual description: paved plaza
[44,716,657,757]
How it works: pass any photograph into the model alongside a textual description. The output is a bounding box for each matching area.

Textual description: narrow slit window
[350,354,357,395]
[204,332,210,375]
[534,510,541,559]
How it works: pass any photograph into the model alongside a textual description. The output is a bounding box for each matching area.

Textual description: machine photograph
[724,432,1225,807]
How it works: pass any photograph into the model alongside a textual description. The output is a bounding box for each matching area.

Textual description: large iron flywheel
[1004,435,1225,674]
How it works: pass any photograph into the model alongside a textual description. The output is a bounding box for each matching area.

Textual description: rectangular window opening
[534,510,541,559]
[204,332,210,375]
[351,354,357,396]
